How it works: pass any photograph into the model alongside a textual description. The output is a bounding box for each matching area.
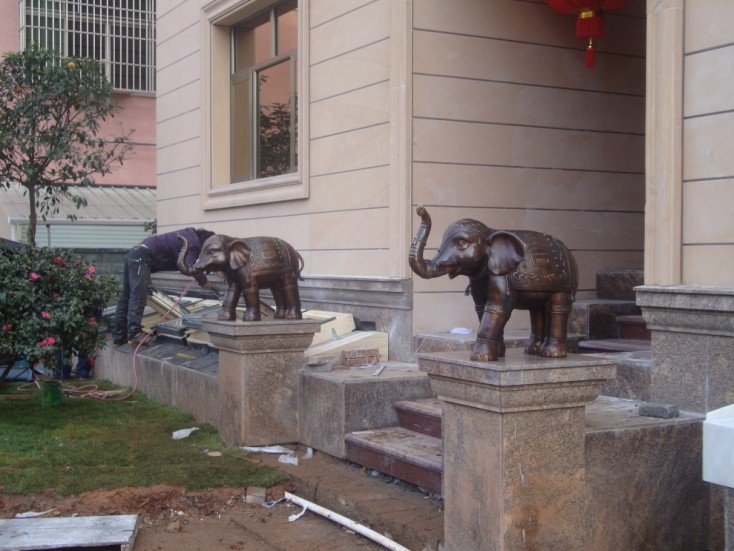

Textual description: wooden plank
[304,330,388,363]
[0,515,139,551]
[302,310,356,346]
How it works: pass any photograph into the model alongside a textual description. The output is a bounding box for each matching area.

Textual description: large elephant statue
[409,206,578,362]
[178,234,304,322]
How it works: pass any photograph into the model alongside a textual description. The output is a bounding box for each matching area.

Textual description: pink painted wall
[0,1,155,188]
[0,3,19,53]
[96,94,157,187]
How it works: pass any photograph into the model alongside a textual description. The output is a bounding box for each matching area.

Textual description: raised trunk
[176,235,197,276]
[408,205,451,279]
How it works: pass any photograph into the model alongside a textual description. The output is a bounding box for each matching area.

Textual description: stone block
[299,364,433,458]
[638,402,679,418]
[637,285,734,413]
[585,397,709,550]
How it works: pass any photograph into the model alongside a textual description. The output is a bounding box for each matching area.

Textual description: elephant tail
[295,249,305,281]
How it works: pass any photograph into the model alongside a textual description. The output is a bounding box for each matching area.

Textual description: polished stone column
[419,349,616,551]
[637,285,734,413]
[202,318,321,446]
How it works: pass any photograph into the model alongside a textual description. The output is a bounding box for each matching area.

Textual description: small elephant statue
[409,206,578,362]
[178,233,304,321]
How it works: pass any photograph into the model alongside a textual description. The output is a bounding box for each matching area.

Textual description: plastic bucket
[41,380,62,406]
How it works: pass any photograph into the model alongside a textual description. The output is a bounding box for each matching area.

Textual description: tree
[0,46,132,247]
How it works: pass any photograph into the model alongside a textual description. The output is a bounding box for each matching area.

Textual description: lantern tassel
[585,39,596,68]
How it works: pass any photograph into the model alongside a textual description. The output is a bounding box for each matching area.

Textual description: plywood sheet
[0,514,138,551]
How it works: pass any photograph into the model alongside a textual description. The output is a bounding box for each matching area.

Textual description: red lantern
[546,0,631,68]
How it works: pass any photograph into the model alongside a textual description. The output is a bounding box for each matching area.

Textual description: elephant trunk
[409,206,451,279]
[176,234,198,276]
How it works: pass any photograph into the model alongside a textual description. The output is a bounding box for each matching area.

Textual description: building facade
[155,0,655,359]
[0,0,157,247]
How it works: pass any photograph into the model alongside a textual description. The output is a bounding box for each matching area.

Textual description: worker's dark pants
[112,245,152,342]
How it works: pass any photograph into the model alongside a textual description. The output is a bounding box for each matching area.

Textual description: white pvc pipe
[284,492,411,551]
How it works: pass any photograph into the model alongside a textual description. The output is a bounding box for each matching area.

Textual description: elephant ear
[487,231,525,275]
[228,239,252,270]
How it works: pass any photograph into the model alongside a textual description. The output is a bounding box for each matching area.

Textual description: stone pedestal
[637,285,734,413]
[202,318,321,446]
[419,349,616,551]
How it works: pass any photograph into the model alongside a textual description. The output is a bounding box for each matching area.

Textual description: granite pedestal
[202,318,321,446]
[637,285,734,413]
[419,349,616,551]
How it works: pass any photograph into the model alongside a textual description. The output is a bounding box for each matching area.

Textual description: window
[203,0,307,207]
[20,0,156,93]
[231,0,297,182]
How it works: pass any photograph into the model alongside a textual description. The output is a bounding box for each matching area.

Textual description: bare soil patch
[0,484,387,550]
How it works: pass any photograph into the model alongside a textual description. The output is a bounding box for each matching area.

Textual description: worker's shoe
[127,334,148,347]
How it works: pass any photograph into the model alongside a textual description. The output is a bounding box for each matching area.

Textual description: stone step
[395,397,442,438]
[345,427,443,494]
[578,339,651,353]
[616,314,651,340]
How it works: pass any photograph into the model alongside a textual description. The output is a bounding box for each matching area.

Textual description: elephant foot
[218,310,237,321]
[525,339,543,355]
[471,339,502,362]
[541,339,567,358]
[284,309,302,320]
[243,308,261,321]
[274,309,286,319]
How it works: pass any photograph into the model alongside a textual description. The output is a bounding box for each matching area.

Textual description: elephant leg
[473,304,510,361]
[525,307,546,355]
[271,286,287,318]
[282,278,302,319]
[218,283,242,321]
[242,286,261,321]
[540,293,572,358]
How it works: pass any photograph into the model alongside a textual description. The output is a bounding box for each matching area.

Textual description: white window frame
[20,0,156,94]
[202,0,309,209]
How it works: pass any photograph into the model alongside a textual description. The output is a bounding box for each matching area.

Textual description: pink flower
[53,257,66,266]
[28,272,40,281]
[88,317,97,325]
[39,336,56,347]
[87,265,96,275]
[84,273,92,280]
[41,311,51,319]
[2,324,12,331]
[53,293,61,299]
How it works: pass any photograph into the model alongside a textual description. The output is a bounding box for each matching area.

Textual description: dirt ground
[0,484,389,550]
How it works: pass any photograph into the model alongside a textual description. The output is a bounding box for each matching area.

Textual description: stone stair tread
[345,427,442,473]
[579,339,651,353]
[395,397,442,438]
[394,397,442,419]
[616,314,646,324]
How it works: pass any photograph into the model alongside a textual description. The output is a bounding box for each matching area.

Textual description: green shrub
[0,244,118,368]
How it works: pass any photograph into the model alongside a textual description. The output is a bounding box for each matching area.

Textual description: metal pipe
[284,492,411,551]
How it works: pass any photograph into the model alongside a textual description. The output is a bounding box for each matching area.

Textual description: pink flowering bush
[0,244,118,369]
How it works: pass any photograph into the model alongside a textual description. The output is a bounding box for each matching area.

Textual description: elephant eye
[456,239,469,250]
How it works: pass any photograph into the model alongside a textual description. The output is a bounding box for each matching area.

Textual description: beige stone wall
[411,0,646,333]
[157,0,646,336]
[682,1,734,285]
[157,0,408,278]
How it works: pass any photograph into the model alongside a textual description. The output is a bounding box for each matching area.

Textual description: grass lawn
[0,379,288,496]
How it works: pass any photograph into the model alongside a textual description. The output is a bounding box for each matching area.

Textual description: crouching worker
[112,227,215,346]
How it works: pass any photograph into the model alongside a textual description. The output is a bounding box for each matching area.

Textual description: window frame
[202,0,308,209]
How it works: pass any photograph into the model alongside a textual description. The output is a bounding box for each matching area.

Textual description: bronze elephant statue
[409,206,578,362]
[178,234,304,321]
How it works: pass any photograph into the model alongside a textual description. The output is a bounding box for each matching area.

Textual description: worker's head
[196,228,215,244]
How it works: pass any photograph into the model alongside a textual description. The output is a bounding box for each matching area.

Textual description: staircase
[574,268,651,353]
[344,269,651,493]
[345,398,443,493]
